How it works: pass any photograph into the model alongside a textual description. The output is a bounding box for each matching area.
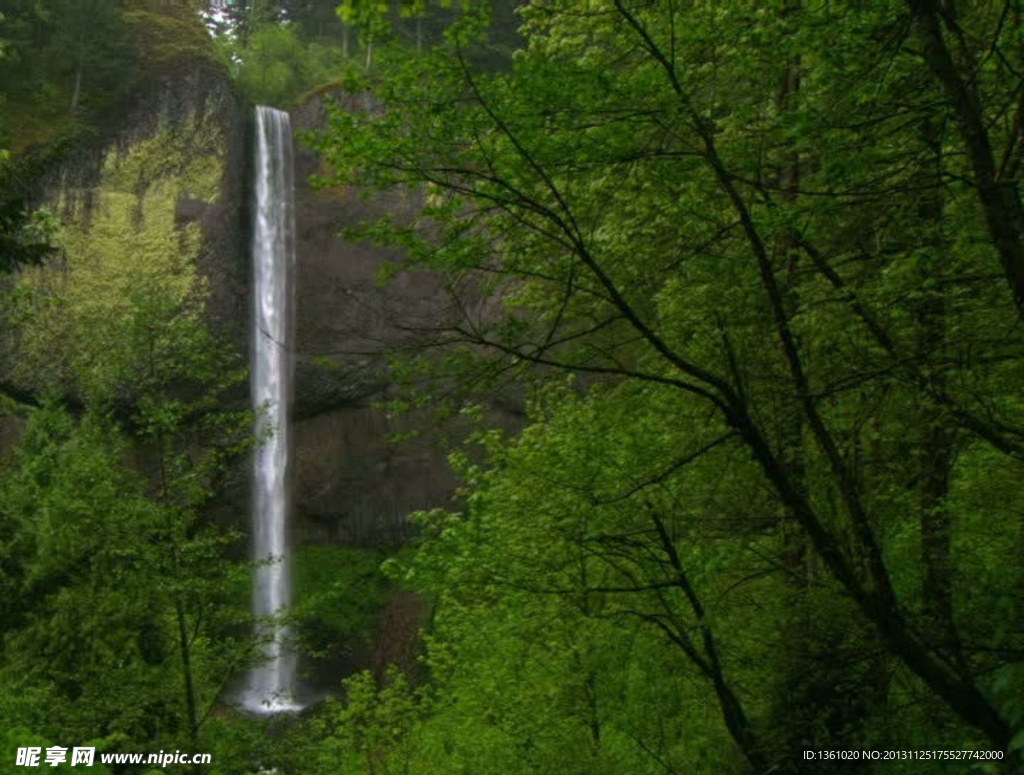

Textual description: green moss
[101,112,224,203]
[4,95,79,156]
[8,108,225,396]
[122,10,227,78]
[292,79,347,110]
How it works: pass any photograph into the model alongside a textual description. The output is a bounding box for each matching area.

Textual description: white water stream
[241,105,300,714]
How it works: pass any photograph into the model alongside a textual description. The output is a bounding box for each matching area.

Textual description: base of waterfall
[235,625,306,715]
[237,692,306,715]
[236,671,308,715]
[226,664,312,716]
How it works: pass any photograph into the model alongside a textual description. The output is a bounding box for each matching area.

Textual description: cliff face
[0,15,248,479]
[0,55,246,401]
[288,90,462,547]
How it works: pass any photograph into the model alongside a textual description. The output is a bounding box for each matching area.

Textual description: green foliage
[336,0,393,52]
[0,398,249,751]
[0,407,167,741]
[0,282,253,756]
[292,545,392,658]
[0,0,225,273]
[0,57,251,761]
[218,0,506,105]
[7,1,1024,773]
[0,142,70,274]
[309,0,1024,771]
[382,384,769,774]
[0,0,133,150]
[225,22,351,107]
[0,196,57,275]
[311,668,429,775]
[122,7,227,78]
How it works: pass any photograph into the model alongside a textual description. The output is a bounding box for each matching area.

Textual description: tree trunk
[649,512,769,773]
[914,115,964,669]
[69,37,83,116]
[909,0,1024,323]
[176,595,202,775]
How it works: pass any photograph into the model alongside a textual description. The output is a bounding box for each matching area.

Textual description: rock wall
[0,55,247,401]
[288,90,464,547]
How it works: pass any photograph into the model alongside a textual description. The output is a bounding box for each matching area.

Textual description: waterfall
[241,105,300,714]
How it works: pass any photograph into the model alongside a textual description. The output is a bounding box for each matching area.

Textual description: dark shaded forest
[1,1,1023,774]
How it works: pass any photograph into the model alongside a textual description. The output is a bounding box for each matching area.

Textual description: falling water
[241,106,300,714]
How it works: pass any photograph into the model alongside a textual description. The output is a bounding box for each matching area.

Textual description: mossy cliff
[9,111,227,394]
[0,12,246,404]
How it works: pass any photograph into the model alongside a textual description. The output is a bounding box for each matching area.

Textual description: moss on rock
[7,107,226,398]
[122,9,227,80]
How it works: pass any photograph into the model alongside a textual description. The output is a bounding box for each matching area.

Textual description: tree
[50,0,130,115]
[391,392,779,773]
[315,0,1024,768]
[907,0,1024,322]
[0,0,132,123]
[0,0,131,276]
[336,0,394,69]
[208,0,286,45]
[0,171,55,275]
[0,278,253,761]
